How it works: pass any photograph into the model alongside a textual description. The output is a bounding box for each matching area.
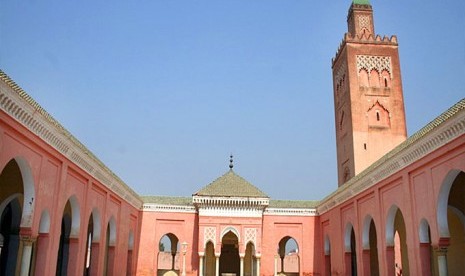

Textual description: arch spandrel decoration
[244,228,257,247]
[204,227,216,248]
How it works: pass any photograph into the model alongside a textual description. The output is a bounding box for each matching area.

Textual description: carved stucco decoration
[356,55,393,78]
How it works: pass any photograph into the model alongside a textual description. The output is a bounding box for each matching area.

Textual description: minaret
[332,0,407,186]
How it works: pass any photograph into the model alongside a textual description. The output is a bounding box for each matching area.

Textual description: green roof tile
[353,0,370,5]
[269,200,319,208]
[194,170,268,198]
[141,196,193,205]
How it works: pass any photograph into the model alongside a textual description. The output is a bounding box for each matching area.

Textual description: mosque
[0,0,464,275]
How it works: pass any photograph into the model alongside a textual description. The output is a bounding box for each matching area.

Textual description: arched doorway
[244,242,256,276]
[204,241,215,276]
[324,236,331,276]
[0,159,27,275]
[84,210,101,276]
[418,219,432,275]
[277,236,299,276]
[56,195,80,276]
[437,171,465,275]
[344,224,357,276]
[103,216,116,276]
[362,216,379,276]
[220,231,240,275]
[158,233,180,275]
[386,206,409,276]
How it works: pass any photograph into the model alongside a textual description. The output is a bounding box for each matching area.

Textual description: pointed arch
[221,226,240,242]
[437,170,463,237]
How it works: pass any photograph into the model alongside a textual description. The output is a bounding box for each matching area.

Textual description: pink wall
[0,110,142,275]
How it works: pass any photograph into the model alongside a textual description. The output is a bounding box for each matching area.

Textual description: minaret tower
[332,0,407,186]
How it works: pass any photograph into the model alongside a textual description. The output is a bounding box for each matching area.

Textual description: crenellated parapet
[332,33,398,67]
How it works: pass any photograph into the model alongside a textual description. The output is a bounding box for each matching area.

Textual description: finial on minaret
[229,154,234,169]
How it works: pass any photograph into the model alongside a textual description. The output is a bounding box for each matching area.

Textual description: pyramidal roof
[194,169,269,198]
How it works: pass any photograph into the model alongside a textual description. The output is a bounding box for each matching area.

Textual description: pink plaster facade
[1,2,465,276]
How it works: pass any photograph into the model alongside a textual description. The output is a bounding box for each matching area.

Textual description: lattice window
[358,15,371,31]
[356,55,393,79]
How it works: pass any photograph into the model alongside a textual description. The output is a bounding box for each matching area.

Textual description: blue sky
[1,0,464,200]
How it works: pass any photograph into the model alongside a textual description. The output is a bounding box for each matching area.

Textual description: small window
[376,111,380,121]
[384,78,388,87]
[364,143,367,150]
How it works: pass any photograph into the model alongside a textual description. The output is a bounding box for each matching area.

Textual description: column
[385,246,395,276]
[240,253,245,276]
[419,243,431,276]
[67,238,80,275]
[344,252,352,276]
[362,249,370,276]
[198,253,204,276]
[35,233,51,276]
[215,253,220,276]
[435,247,448,276]
[19,236,35,276]
[274,255,278,276]
[256,255,261,276]
[90,242,100,276]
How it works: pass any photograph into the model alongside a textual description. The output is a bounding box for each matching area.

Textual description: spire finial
[229,154,234,169]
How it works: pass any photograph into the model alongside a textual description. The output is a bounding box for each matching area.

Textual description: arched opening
[220,231,240,275]
[0,159,30,275]
[324,235,331,276]
[0,197,21,275]
[386,206,409,276]
[369,70,380,87]
[56,212,72,275]
[104,216,117,276]
[158,233,180,275]
[381,70,390,88]
[344,224,357,276]
[418,219,432,275]
[277,236,299,276]
[56,195,80,276]
[84,209,101,276]
[362,216,379,276]
[34,209,51,275]
[244,242,256,276]
[359,69,369,87]
[127,230,134,276]
[205,241,215,276]
[437,171,465,275]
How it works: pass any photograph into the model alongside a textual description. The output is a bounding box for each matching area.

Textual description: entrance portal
[220,231,239,275]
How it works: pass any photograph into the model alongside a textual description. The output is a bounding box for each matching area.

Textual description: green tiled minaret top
[353,0,370,5]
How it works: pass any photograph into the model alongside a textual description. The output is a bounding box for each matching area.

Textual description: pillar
[324,254,331,276]
[274,255,278,276]
[435,247,448,276]
[256,255,261,276]
[344,252,352,275]
[419,243,431,276]
[19,236,35,276]
[240,254,245,276]
[198,253,204,276]
[127,250,133,276]
[215,254,220,276]
[67,238,80,275]
[106,245,116,276]
[385,246,395,276]
[362,249,370,276]
[90,242,100,276]
[34,233,51,276]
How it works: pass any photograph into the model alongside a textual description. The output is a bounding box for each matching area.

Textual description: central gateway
[193,167,269,276]
[220,231,240,275]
